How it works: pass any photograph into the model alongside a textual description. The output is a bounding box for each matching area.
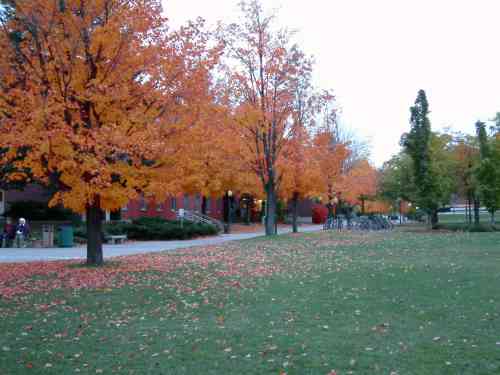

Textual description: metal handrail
[176,210,224,231]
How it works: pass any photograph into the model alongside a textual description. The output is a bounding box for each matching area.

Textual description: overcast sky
[164,0,500,166]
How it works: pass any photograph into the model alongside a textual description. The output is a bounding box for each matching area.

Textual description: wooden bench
[106,235,127,244]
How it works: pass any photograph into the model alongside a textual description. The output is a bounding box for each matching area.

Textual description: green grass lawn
[1,229,500,374]
[438,211,500,224]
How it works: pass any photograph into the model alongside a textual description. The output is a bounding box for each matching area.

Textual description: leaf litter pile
[0,233,371,300]
[1,230,500,375]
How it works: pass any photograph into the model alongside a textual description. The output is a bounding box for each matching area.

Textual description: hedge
[75,217,219,241]
[312,205,328,224]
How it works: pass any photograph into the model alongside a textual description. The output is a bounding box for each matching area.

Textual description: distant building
[1,185,317,223]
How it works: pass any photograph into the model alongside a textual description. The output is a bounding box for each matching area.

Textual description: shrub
[407,209,426,222]
[74,217,219,241]
[312,205,328,224]
[276,200,287,223]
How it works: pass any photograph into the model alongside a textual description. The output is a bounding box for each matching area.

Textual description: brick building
[120,194,225,221]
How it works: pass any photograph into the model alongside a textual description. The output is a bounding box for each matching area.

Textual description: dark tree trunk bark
[265,183,277,236]
[292,192,299,233]
[327,193,334,219]
[430,209,439,229]
[245,200,251,225]
[223,193,230,223]
[465,199,468,224]
[361,198,366,215]
[473,197,480,225]
[86,198,103,265]
[201,196,207,216]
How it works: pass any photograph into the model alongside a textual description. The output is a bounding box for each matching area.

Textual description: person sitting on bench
[0,218,16,247]
[14,218,30,248]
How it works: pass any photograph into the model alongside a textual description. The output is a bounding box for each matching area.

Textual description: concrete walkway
[0,225,323,263]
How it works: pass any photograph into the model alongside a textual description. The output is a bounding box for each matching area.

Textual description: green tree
[379,152,415,208]
[450,133,479,225]
[475,121,500,224]
[402,90,454,228]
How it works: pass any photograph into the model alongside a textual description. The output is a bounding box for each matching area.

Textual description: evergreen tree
[403,90,452,228]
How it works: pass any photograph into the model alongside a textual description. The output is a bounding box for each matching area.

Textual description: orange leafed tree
[220,0,312,235]
[311,93,351,215]
[170,101,262,205]
[364,200,391,214]
[0,0,218,264]
[279,65,323,232]
[339,159,379,213]
[279,124,322,232]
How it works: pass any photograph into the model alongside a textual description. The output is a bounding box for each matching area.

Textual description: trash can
[42,224,55,247]
[58,225,74,248]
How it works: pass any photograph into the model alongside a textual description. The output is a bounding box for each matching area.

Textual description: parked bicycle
[330,215,394,232]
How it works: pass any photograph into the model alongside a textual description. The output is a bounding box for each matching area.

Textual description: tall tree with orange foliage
[0,0,219,264]
[220,0,311,235]
[171,101,262,206]
[279,64,324,232]
[311,94,350,216]
[340,159,378,213]
[280,125,321,232]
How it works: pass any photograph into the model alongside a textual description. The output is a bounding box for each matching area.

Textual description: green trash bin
[59,225,74,248]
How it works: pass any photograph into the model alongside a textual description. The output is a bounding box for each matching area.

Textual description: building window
[170,196,177,211]
[206,197,211,213]
[183,194,190,210]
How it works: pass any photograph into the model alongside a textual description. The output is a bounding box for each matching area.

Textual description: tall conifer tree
[403,90,441,227]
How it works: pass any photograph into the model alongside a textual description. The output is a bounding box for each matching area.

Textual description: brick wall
[121,194,224,221]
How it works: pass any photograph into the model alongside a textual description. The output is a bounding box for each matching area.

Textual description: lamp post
[224,190,233,234]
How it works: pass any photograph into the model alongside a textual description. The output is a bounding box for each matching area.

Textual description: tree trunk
[223,194,228,222]
[465,200,468,224]
[245,202,251,225]
[86,199,103,266]
[473,197,480,225]
[265,183,277,236]
[326,192,334,219]
[361,198,365,215]
[430,209,439,229]
[201,196,207,216]
[292,192,299,233]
